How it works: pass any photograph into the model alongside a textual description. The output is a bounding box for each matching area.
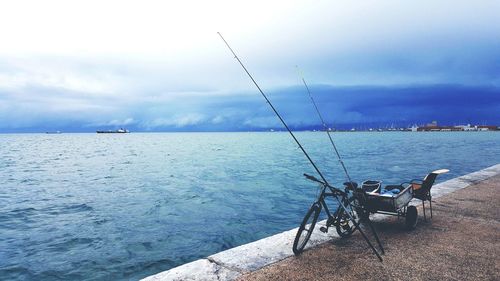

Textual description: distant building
[418,126,462,131]
[417,122,498,132]
[477,125,497,131]
[418,121,463,131]
[455,124,476,131]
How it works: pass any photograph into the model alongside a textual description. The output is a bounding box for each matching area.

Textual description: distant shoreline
[0,130,499,134]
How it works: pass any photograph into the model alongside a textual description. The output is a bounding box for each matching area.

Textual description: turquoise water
[1,132,499,280]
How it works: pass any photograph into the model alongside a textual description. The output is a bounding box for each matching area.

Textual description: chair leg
[422,201,426,221]
[430,199,433,219]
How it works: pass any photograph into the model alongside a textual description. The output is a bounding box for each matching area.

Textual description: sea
[1,132,499,280]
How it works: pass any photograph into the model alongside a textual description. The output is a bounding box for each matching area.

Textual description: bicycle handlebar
[304,173,348,197]
[303,173,323,183]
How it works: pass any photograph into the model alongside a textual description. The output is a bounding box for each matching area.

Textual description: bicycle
[292,173,385,261]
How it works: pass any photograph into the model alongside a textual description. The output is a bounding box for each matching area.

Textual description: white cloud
[243,116,280,128]
[0,58,124,95]
[0,0,498,95]
[211,115,225,124]
[0,71,116,95]
[143,113,206,128]
[86,118,136,127]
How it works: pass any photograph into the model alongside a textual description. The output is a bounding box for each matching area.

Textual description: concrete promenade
[143,164,500,281]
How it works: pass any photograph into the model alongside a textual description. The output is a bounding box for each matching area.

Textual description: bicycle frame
[314,185,347,224]
[305,173,353,225]
[302,174,385,261]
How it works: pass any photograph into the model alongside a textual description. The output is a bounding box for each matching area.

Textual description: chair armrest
[401,181,422,193]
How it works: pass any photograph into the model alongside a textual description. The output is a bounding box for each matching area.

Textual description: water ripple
[0,132,498,281]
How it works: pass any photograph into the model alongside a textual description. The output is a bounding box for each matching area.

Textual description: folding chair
[408,169,449,220]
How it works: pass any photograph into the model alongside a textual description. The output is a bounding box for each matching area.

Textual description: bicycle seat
[343,181,358,190]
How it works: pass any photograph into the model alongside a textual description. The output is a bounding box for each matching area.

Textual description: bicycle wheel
[405,205,418,230]
[293,203,321,255]
[335,197,357,238]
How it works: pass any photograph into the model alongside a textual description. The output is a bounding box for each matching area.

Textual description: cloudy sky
[0,0,499,132]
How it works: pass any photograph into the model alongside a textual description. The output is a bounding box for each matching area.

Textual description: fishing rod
[296,67,352,184]
[218,32,384,261]
[217,32,331,186]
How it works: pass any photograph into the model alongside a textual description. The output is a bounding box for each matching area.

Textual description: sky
[0,0,499,132]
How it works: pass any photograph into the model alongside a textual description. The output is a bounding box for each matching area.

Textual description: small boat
[46,131,62,134]
[96,128,130,134]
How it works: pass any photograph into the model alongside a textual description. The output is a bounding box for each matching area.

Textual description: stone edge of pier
[142,163,500,281]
